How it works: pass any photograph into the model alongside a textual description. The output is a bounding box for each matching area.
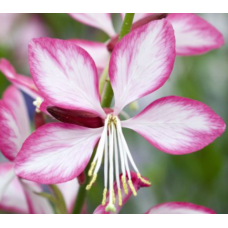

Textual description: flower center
[86,114,150,212]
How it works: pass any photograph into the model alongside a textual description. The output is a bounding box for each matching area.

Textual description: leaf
[49,185,68,214]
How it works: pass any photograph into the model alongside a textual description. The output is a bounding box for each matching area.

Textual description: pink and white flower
[15,19,225,213]
[70,13,224,57]
[0,58,47,113]
[0,86,52,213]
[0,86,78,213]
[0,14,48,64]
[94,173,215,214]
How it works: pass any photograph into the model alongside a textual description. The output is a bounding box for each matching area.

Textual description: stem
[101,13,135,108]
[72,13,135,214]
[72,149,96,214]
[118,13,135,41]
[101,80,113,108]
[72,176,87,214]
[99,58,110,95]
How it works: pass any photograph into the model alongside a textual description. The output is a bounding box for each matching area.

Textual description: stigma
[86,114,150,212]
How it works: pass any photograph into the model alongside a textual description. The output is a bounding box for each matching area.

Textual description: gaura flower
[69,13,224,71]
[0,86,78,213]
[15,19,225,212]
[94,172,215,214]
[0,86,52,213]
[0,58,47,113]
[0,14,48,68]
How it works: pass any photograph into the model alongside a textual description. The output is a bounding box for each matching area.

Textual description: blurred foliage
[0,13,228,214]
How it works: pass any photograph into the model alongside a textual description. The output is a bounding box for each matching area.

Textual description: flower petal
[15,123,103,184]
[93,172,150,214]
[109,19,175,114]
[167,13,224,55]
[146,202,215,214]
[19,180,53,214]
[69,39,109,71]
[29,38,105,118]
[0,86,30,161]
[57,179,79,213]
[121,96,226,155]
[69,13,116,37]
[0,58,40,99]
[0,163,15,201]
[0,162,28,214]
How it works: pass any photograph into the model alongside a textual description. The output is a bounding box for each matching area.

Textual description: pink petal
[0,162,15,201]
[15,123,103,184]
[69,13,116,37]
[57,179,79,213]
[0,58,40,99]
[0,162,28,214]
[69,39,109,72]
[167,13,224,56]
[121,96,226,155]
[20,180,53,214]
[29,38,105,118]
[93,172,151,214]
[146,202,215,214]
[0,86,30,161]
[109,19,175,114]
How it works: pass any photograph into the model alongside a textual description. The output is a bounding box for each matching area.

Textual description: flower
[0,86,78,213]
[69,13,224,65]
[0,58,48,113]
[0,14,48,70]
[94,172,215,214]
[15,19,225,213]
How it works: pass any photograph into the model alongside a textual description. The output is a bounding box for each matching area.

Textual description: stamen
[128,180,137,196]
[113,124,120,190]
[86,174,97,190]
[88,161,96,176]
[93,119,108,175]
[112,188,115,204]
[121,175,128,195]
[116,118,151,185]
[118,188,122,206]
[116,119,139,174]
[102,188,107,206]
[33,97,43,113]
[137,173,151,185]
[116,121,126,178]
[104,131,108,189]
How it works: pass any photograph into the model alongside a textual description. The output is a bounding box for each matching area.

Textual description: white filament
[93,119,108,174]
[108,123,114,205]
[116,123,126,178]
[113,126,120,189]
[116,119,140,174]
[104,132,108,188]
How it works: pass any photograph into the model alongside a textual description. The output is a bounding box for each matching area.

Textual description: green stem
[72,177,87,214]
[72,13,135,214]
[101,80,113,108]
[118,13,135,40]
[99,58,110,95]
[72,151,95,214]
[101,13,135,108]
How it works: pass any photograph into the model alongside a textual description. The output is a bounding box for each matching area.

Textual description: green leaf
[49,185,68,214]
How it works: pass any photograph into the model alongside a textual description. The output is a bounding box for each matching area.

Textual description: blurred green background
[0,13,227,214]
